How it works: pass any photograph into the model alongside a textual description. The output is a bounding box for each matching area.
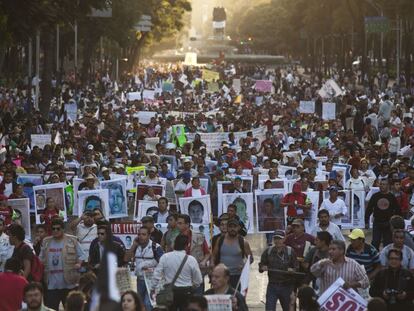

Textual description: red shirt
[0,206,13,225]
[281,192,308,217]
[232,160,253,170]
[285,232,315,258]
[43,207,59,235]
[0,272,28,311]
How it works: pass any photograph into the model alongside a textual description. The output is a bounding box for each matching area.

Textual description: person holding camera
[370,249,414,311]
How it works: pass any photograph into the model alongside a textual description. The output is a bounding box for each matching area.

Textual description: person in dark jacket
[88,222,125,273]
[370,249,414,311]
[365,179,400,250]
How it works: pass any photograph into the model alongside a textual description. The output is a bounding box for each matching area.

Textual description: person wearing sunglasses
[39,218,86,311]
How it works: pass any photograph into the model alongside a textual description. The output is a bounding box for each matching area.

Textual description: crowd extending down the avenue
[1,62,414,311]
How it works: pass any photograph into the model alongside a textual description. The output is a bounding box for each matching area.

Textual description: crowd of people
[0,61,414,311]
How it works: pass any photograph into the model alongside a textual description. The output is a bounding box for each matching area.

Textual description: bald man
[204,264,248,311]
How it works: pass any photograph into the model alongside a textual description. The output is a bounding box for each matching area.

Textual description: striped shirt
[310,257,370,294]
[346,244,380,273]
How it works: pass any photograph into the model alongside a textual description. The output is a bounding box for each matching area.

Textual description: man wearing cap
[212,218,253,289]
[174,172,192,193]
[142,167,161,184]
[310,209,345,241]
[100,167,111,181]
[259,229,298,311]
[159,162,175,181]
[366,179,400,250]
[285,219,314,260]
[180,158,198,177]
[346,229,381,281]
[319,186,347,227]
[141,215,163,244]
[69,210,98,256]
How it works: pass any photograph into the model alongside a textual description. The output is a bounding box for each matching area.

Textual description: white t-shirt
[76,223,97,256]
[4,183,13,197]
[320,198,347,225]
[191,188,202,198]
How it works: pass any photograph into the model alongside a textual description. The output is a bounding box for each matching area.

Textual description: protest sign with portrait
[222,193,254,233]
[78,189,110,218]
[100,178,128,219]
[255,189,285,233]
[16,174,43,212]
[33,183,67,223]
[179,195,211,224]
[7,198,31,240]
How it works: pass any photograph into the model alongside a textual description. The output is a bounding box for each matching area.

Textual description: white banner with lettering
[187,126,267,151]
[318,278,367,311]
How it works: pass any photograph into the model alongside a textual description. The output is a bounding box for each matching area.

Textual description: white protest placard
[205,295,232,311]
[184,52,197,66]
[143,89,155,101]
[322,102,336,120]
[317,277,367,311]
[126,92,142,101]
[232,78,241,94]
[64,102,78,121]
[145,137,160,151]
[299,101,315,114]
[31,134,52,149]
[136,111,157,125]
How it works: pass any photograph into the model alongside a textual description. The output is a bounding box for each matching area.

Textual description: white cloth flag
[239,255,250,297]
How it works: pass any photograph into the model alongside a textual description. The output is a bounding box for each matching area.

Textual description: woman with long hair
[121,290,144,311]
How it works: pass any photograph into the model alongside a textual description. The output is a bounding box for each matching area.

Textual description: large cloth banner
[299,101,315,114]
[202,69,220,82]
[318,278,367,311]
[187,126,267,152]
[255,80,272,92]
[322,102,336,120]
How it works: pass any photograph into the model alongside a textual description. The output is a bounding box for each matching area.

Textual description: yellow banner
[202,69,220,82]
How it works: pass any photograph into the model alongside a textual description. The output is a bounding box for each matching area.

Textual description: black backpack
[214,235,246,264]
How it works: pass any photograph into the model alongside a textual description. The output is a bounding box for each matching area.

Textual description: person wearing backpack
[124,226,164,311]
[8,223,33,280]
[259,230,298,311]
[212,218,253,290]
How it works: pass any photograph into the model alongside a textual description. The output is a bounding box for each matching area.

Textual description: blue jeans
[266,283,293,311]
[137,278,152,311]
